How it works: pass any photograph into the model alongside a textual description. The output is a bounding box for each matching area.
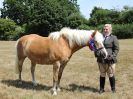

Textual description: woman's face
[103,26,110,34]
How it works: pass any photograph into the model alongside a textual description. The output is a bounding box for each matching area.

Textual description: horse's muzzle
[95,47,106,58]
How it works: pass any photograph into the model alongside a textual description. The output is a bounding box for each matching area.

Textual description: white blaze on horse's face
[93,31,108,58]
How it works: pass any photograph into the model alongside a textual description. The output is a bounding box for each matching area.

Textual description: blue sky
[0,0,133,19]
[77,0,133,19]
[0,0,3,7]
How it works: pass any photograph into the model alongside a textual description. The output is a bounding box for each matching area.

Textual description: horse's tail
[15,39,20,74]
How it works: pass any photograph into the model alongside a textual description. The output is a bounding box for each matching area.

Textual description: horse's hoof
[18,81,22,85]
[57,87,61,92]
[51,89,57,95]
[33,82,37,86]
[52,91,57,95]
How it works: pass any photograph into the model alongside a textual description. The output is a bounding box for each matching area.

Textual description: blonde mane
[94,31,104,43]
[48,31,61,40]
[49,27,104,48]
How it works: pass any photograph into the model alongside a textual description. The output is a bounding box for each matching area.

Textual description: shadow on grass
[64,83,99,93]
[1,79,51,91]
[1,80,99,93]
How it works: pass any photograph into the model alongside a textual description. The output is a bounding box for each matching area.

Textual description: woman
[95,24,119,94]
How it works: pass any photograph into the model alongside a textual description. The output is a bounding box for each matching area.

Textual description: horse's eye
[94,41,97,43]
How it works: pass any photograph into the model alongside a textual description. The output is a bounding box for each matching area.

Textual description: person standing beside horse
[95,24,119,94]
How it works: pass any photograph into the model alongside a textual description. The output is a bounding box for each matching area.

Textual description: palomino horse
[15,27,108,95]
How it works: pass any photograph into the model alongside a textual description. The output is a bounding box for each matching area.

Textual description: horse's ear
[91,30,98,37]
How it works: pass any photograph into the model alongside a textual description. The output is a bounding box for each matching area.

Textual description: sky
[0,0,3,8]
[0,0,133,19]
[77,0,133,19]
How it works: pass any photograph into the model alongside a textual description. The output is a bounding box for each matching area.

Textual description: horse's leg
[17,58,25,84]
[31,62,37,86]
[15,41,26,84]
[57,62,67,91]
[52,61,60,95]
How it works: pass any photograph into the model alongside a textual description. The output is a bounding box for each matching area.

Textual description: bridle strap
[88,33,104,52]
[95,47,104,52]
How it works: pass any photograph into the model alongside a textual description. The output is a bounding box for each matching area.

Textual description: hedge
[112,24,133,39]
[97,24,133,39]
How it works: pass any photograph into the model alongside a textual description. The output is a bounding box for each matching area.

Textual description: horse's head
[88,30,108,58]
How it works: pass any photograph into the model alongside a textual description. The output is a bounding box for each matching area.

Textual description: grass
[0,39,133,99]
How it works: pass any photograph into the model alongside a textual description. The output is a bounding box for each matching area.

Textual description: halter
[88,37,104,52]
[88,37,97,51]
[88,30,105,52]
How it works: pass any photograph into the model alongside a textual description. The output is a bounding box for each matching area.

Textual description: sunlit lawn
[0,39,133,99]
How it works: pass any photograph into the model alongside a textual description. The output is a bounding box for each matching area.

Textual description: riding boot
[109,76,116,93]
[99,76,105,94]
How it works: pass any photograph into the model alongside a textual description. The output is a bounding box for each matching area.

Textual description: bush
[0,18,16,40]
[113,24,133,39]
[97,24,133,39]
[13,25,25,40]
[0,18,25,40]
[78,24,92,30]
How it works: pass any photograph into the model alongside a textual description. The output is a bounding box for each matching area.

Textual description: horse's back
[18,34,44,42]
[16,34,71,64]
[16,34,56,64]
[17,34,49,48]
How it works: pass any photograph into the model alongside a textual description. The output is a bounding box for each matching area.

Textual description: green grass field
[0,39,133,99]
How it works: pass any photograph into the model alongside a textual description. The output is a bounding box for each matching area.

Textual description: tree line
[0,0,133,40]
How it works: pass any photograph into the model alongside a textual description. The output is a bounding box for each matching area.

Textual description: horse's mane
[94,31,104,43]
[48,31,61,40]
[49,27,104,48]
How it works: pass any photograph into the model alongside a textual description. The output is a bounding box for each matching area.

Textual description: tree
[119,8,133,24]
[1,0,31,25]
[67,12,86,28]
[89,7,120,26]
[1,0,82,36]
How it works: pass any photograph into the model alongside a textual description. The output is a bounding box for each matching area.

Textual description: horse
[15,27,108,95]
